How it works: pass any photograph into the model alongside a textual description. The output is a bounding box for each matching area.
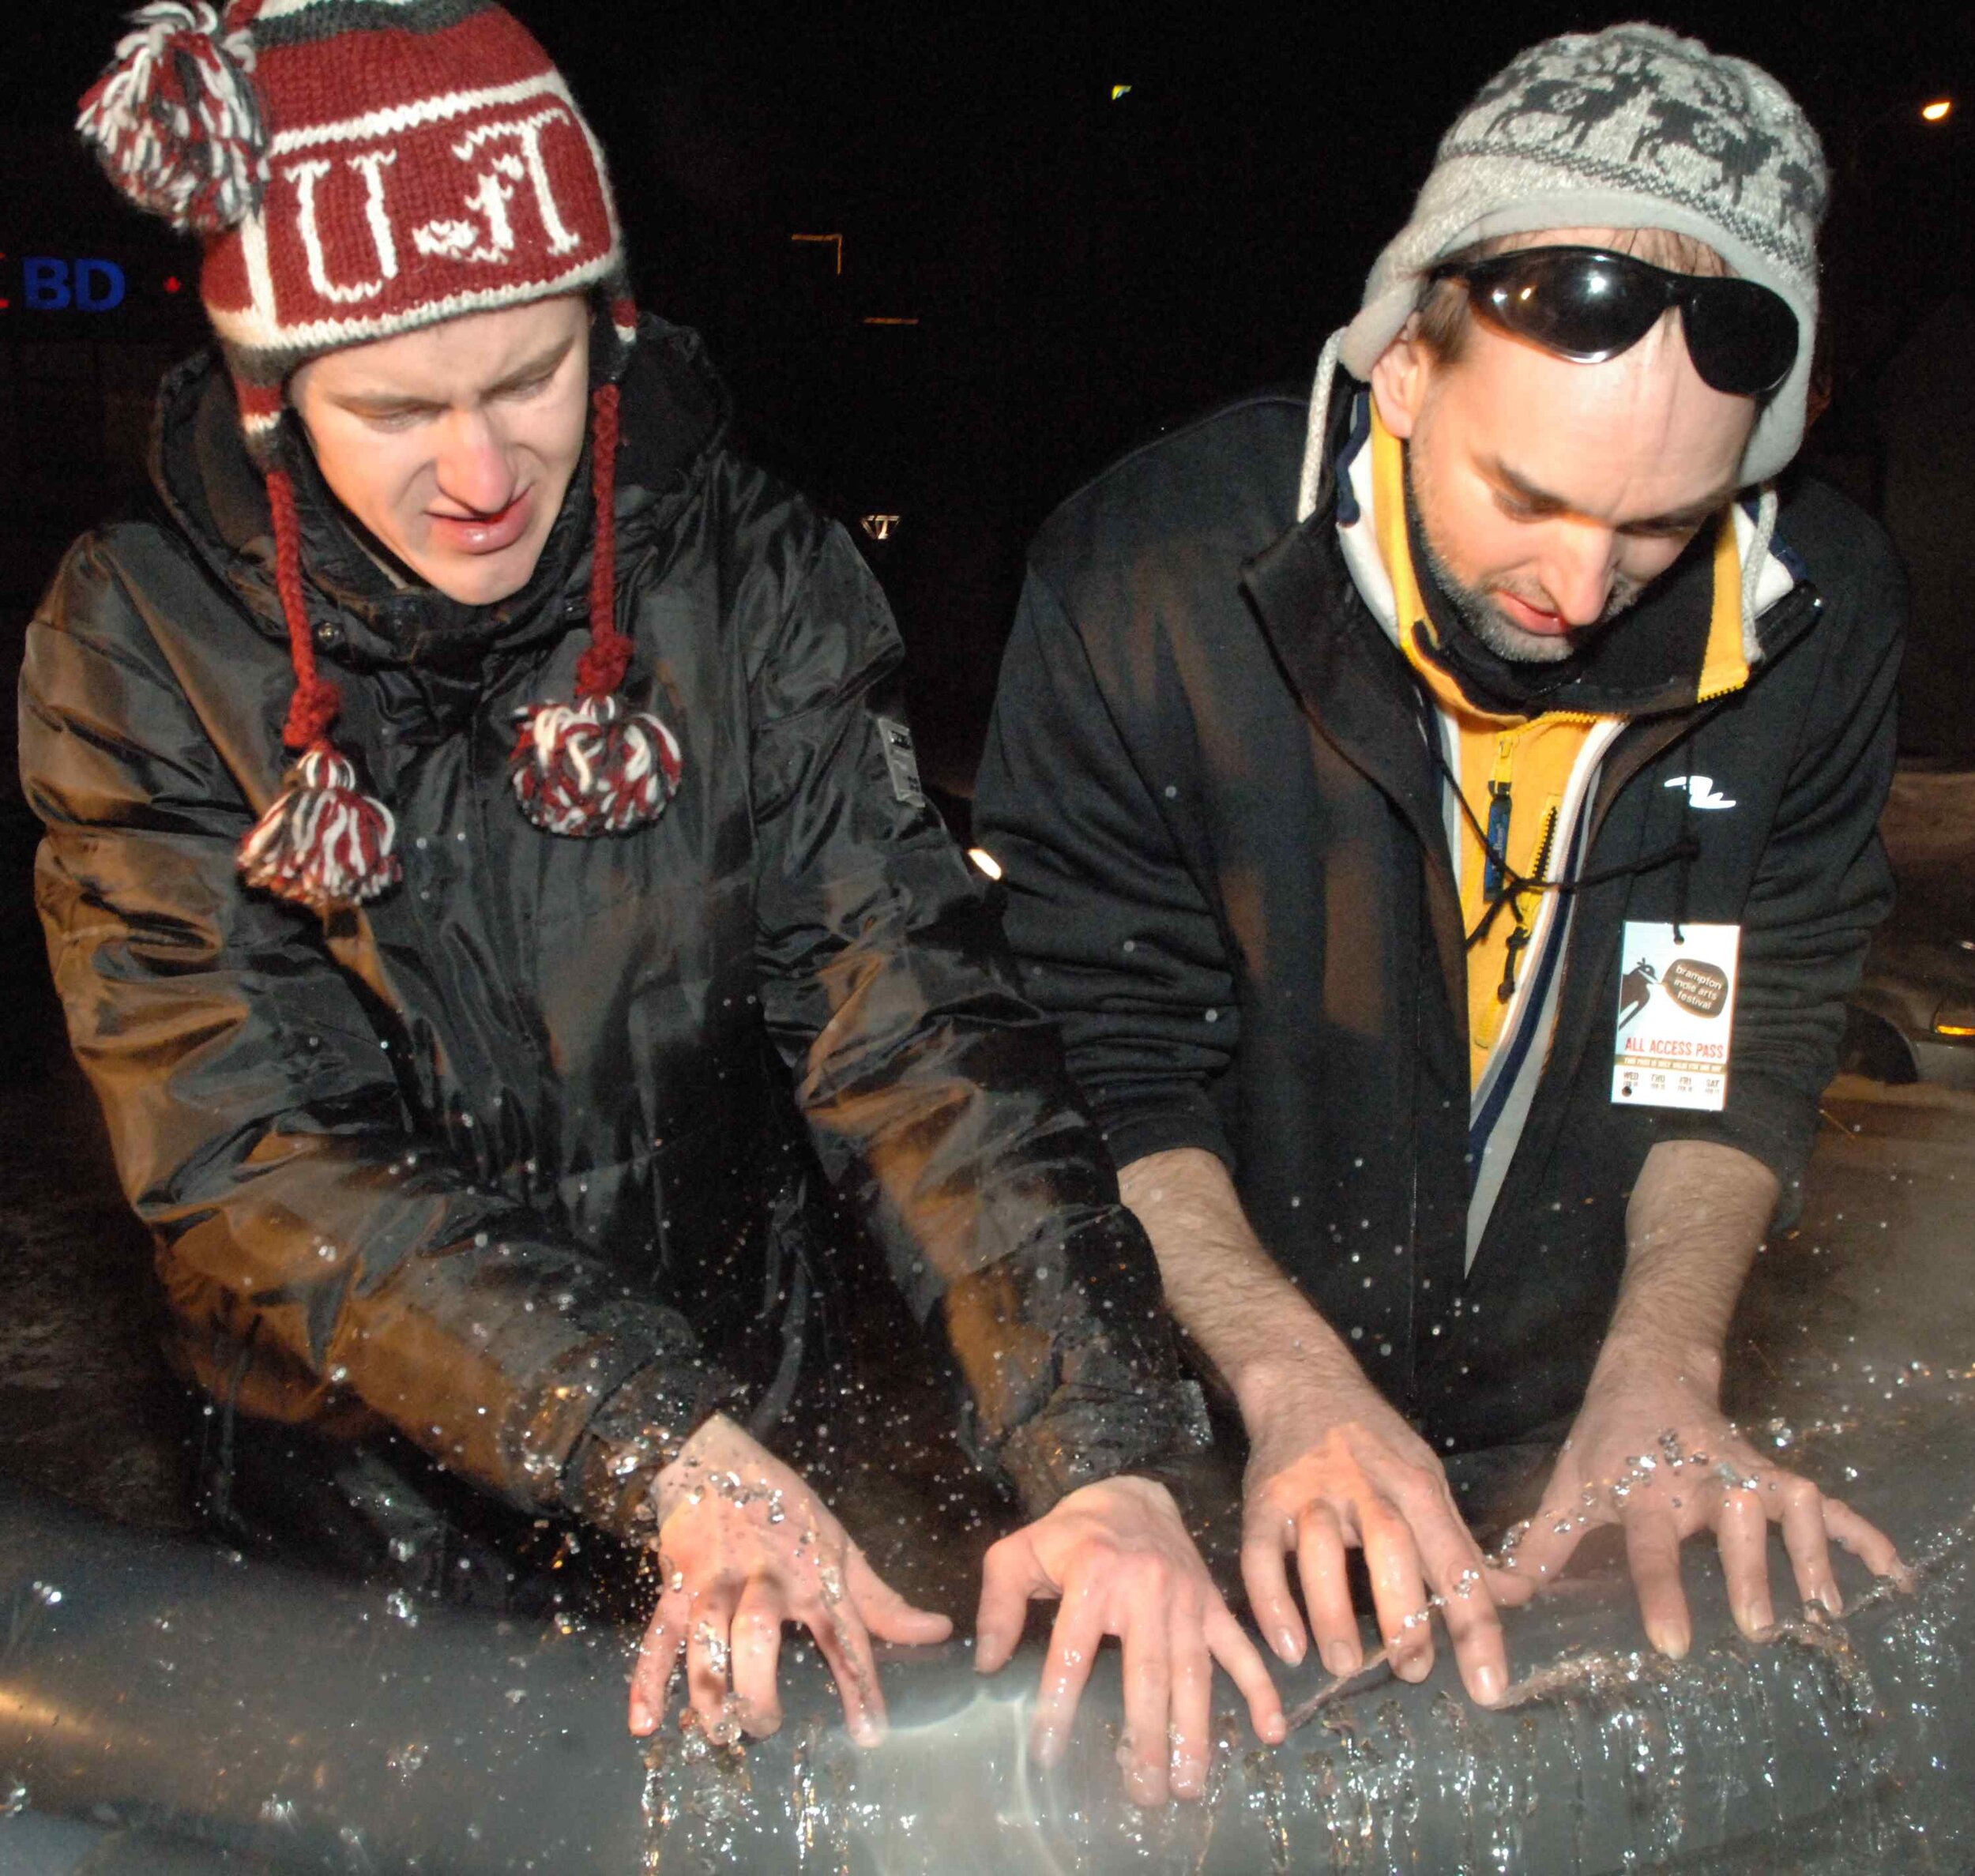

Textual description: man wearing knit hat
[976,22,1909,1706]
[21,0,1288,1801]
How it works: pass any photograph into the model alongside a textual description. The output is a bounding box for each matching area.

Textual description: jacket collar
[1313,370,1819,720]
[1239,367,1825,1046]
[148,314,733,673]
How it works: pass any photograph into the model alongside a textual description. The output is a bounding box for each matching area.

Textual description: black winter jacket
[19,320,1202,1538]
[975,378,1903,1452]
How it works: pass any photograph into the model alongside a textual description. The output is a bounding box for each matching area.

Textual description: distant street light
[1111,84,1132,101]
[1920,99,1953,123]
[860,514,901,542]
[791,232,845,276]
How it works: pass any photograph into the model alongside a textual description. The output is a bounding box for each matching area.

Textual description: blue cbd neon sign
[3,254,130,313]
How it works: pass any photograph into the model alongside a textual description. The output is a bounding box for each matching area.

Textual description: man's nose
[1539,527,1618,627]
[433,410,516,515]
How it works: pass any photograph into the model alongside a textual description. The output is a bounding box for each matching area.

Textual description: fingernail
[1261,1712,1288,1746]
[1744,1601,1775,1638]
[1277,1628,1305,1664]
[628,1703,650,1734]
[1032,1725,1063,1768]
[1819,1585,1845,1618]
[1647,1623,1689,1660]
[854,1720,883,1748]
[1319,1643,1360,1678]
[1475,1664,1505,1706]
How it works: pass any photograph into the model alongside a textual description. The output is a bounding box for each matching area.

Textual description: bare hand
[973,1475,1284,1806]
[1240,1367,1511,1705]
[1499,1352,1908,1654]
[626,1414,952,1746]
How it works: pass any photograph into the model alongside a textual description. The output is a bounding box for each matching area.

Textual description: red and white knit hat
[78,0,683,912]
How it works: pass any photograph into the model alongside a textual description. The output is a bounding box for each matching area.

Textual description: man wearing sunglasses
[976,23,1908,1708]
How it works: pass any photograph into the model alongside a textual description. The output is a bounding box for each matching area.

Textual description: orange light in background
[860,514,901,542]
[790,232,845,275]
[862,315,920,326]
[967,848,1003,882]
[1111,84,1133,101]
[1921,99,1953,122]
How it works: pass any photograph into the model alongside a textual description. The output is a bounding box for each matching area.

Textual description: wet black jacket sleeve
[21,529,740,1540]
[974,563,1240,1175]
[750,529,1205,1516]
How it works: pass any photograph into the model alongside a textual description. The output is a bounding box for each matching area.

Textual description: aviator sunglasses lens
[1489,251,1664,360]
[1680,277,1798,396]
[1462,250,1796,396]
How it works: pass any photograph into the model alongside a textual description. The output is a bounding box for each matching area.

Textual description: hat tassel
[236,467,401,912]
[509,374,685,836]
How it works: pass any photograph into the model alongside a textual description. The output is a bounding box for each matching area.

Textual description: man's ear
[1369,318,1434,442]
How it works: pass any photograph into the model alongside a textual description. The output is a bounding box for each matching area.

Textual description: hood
[1316,369,1814,722]
[146,314,734,675]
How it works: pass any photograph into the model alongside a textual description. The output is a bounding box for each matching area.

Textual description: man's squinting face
[1371,285,1757,664]
[289,295,591,607]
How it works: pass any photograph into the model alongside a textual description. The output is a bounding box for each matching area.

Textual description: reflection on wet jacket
[18,319,1202,1539]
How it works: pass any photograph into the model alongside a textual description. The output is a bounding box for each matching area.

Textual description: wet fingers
[1426,1547,1507,1706]
[847,1543,954,1646]
[1166,1604,1213,1802]
[1623,1507,1691,1658]
[1292,1501,1361,1679]
[1119,1590,1173,1807]
[1820,1496,1911,1588]
[1030,1593,1102,1769]
[1240,1503,1306,1667]
[1359,1496,1434,1682]
[628,1587,687,1735]
[1714,1481,1775,1639]
[684,1577,742,1734]
[1204,1600,1286,1746]
[806,1594,887,1748]
[728,1580,787,1738]
[975,1536,1044,1678]
[1776,1481,1844,1619]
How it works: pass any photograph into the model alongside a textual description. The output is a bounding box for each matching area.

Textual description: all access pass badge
[1612,921,1741,1112]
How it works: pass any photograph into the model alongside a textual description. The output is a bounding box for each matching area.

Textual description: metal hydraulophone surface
[1,1079,1971,1874]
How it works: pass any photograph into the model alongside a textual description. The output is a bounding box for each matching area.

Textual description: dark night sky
[4,3,1969,775]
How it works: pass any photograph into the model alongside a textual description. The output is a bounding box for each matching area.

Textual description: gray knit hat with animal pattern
[1338,23,1828,487]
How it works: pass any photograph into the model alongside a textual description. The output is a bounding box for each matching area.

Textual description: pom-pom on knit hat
[1313,24,1827,509]
[78,0,681,913]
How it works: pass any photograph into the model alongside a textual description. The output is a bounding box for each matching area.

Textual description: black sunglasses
[1425,245,1799,397]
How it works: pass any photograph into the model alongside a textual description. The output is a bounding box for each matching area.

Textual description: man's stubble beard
[1403,466,1642,665]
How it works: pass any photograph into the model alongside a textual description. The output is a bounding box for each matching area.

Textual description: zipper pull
[1482,735,1515,901]
[1498,923,1531,1003]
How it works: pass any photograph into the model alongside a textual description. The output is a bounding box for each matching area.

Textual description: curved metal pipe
[2,1093,1972,1872]
[0,1472,1969,1874]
